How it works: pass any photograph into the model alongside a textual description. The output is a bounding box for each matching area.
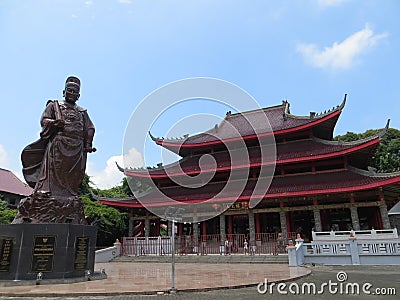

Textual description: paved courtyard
[1,263,399,299]
[0,261,308,297]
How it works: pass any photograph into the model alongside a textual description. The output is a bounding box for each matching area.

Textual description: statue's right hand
[53,119,65,128]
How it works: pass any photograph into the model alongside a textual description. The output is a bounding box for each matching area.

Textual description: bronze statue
[13,76,95,224]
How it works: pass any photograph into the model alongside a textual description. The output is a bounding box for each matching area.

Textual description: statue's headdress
[65,76,81,90]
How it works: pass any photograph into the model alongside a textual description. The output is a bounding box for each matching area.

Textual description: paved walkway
[0,264,399,299]
[0,261,309,297]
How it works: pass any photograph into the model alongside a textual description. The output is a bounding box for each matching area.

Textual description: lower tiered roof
[98,167,400,208]
[125,135,382,178]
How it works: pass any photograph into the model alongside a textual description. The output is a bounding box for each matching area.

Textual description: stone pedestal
[0,224,97,281]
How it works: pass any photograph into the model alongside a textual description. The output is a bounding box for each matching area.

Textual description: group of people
[224,238,256,255]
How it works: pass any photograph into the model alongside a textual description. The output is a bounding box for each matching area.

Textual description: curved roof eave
[124,134,381,179]
[99,175,400,209]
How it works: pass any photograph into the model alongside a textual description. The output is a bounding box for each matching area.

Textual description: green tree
[0,199,16,224]
[78,174,128,246]
[81,195,128,246]
[335,127,400,172]
[78,173,92,196]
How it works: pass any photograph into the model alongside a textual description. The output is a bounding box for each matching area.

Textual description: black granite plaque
[0,224,97,281]
[74,237,89,271]
[31,236,56,272]
[0,238,13,273]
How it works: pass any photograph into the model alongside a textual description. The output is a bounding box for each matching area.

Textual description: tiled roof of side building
[150,97,346,147]
[0,168,33,196]
[99,167,400,208]
[125,133,382,178]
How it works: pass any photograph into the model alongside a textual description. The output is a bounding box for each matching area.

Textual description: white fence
[288,236,400,266]
[312,228,398,241]
[95,240,122,263]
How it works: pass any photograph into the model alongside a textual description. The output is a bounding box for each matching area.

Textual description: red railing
[122,233,296,256]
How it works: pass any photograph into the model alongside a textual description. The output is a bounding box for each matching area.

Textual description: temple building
[98,97,400,249]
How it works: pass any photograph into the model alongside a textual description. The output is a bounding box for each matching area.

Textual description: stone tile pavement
[1,263,399,299]
[0,261,308,297]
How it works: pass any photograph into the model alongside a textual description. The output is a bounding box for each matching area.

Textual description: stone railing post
[295,235,304,265]
[287,238,304,266]
[348,236,360,265]
[114,239,122,257]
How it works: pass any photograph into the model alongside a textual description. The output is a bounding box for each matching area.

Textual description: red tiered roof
[125,134,381,179]
[99,167,400,208]
[152,98,346,156]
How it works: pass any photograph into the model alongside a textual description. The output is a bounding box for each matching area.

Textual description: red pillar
[202,221,207,241]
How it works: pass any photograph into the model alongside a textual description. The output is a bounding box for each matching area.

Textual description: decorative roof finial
[385,119,391,130]
[377,119,391,138]
[148,131,158,142]
[115,161,125,173]
[339,94,347,110]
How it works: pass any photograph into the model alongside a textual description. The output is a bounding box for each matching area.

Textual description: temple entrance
[290,210,314,242]
[358,206,382,229]
[259,212,281,233]
[321,208,352,231]
[232,214,249,235]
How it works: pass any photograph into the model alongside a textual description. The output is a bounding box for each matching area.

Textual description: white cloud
[0,144,9,168]
[118,0,132,4]
[85,0,94,6]
[88,147,143,189]
[297,24,388,70]
[317,0,348,7]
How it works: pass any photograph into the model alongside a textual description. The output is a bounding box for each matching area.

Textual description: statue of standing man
[13,76,95,224]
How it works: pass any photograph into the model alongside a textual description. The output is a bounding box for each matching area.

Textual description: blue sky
[0,0,399,189]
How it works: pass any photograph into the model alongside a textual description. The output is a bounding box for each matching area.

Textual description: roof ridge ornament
[377,119,391,138]
[148,131,161,142]
[282,100,290,121]
[115,161,125,173]
[340,93,347,110]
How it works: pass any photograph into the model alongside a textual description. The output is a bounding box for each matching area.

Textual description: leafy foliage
[78,175,128,246]
[335,128,400,172]
[81,195,128,246]
[0,199,17,224]
[92,177,133,198]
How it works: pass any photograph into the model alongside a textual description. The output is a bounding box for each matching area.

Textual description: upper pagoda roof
[124,126,386,179]
[99,166,400,209]
[150,96,346,155]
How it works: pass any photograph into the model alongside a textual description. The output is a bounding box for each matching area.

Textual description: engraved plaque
[74,237,89,271]
[0,238,13,273]
[31,236,56,272]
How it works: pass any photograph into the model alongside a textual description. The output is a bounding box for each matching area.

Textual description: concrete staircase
[112,254,288,264]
